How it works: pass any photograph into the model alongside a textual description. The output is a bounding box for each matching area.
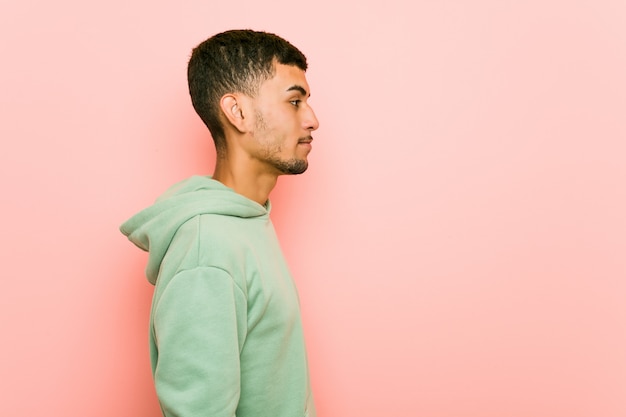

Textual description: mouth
[298,138,312,152]
[298,136,313,150]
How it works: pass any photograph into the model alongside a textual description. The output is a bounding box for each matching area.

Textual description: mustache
[298,135,313,143]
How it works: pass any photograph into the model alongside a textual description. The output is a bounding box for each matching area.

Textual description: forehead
[260,63,310,95]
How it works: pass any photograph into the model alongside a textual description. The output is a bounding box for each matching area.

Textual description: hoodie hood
[120,175,269,284]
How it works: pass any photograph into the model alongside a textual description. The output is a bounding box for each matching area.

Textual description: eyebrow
[286,85,309,97]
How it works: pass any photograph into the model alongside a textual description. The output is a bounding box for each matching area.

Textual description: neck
[212,152,279,206]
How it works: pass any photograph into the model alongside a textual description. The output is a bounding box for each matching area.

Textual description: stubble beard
[255,111,308,175]
[268,155,308,175]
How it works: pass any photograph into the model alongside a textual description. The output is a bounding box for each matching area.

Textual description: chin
[275,158,308,175]
[284,163,308,175]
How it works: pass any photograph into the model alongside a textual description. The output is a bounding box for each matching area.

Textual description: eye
[289,99,301,107]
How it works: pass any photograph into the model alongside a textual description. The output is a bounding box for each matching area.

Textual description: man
[120,29,319,417]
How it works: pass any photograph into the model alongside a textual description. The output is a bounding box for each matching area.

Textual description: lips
[297,137,313,152]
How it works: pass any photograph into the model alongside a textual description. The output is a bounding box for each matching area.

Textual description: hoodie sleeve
[152,267,247,417]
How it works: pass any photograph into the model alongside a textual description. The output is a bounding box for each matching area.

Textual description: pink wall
[2,1,625,416]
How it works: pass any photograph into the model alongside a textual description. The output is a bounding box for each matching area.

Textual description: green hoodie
[120,176,315,417]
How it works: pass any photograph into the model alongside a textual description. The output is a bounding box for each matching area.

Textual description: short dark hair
[187,29,308,151]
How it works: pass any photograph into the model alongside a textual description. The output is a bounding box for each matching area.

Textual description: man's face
[247,63,319,175]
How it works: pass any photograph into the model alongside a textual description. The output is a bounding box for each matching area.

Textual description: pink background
[1,1,625,416]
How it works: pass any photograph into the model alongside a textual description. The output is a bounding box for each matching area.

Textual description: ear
[219,94,247,133]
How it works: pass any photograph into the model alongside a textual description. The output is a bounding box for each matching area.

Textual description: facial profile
[245,62,319,176]
[187,30,310,154]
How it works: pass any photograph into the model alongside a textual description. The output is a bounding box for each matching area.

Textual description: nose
[304,104,319,131]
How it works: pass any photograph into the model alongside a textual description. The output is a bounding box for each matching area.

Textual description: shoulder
[164,213,262,271]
